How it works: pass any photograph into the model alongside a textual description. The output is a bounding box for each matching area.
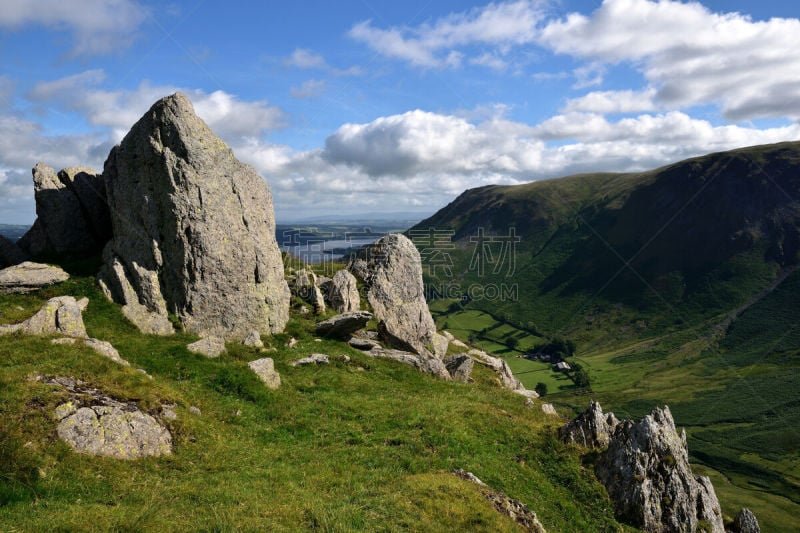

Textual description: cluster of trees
[535,337,576,358]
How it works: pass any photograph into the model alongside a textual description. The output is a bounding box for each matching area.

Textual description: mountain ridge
[410,139,800,531]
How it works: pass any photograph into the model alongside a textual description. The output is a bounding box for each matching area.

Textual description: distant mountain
[0,224,32,242]
[411,141,800,527]
[414,140,800,338]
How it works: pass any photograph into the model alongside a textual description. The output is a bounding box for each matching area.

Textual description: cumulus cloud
[349,0,544,68]
[0,0,147,56]
[0,114,111,222]
[539,0,800,120]
[349,0,800,121]
[241,107,800,221]
[28,71,286,141]
[322,110,541,177]
[563,89,657,114]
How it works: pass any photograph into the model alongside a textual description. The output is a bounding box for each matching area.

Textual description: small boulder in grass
[248,357,281,389]
[187,336,226,357]
[291,353,330,367]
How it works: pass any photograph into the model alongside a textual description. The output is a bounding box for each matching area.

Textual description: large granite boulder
[595,406,725,533]
[97,92,290,340]
[349,234,444,358]
[0,235,28,268]
[17,163,110,256]
[325,269,360,312]
[0,261,69,294]
[558,401,619,449]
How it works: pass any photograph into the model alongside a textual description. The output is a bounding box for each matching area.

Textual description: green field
[432,275,800,532]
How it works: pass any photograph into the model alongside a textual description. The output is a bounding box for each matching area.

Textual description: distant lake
[281,237,379,264]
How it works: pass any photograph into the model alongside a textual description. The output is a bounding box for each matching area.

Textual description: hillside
[0,268,629,532]
[411,141,800,531]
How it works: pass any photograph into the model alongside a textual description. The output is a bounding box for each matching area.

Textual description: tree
[535,382,548,397]
[572,364,590,388]
[505,335,519,349]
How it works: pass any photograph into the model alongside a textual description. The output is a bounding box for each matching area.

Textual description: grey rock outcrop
[541,404,558,417]
[431,332,449,359]
[349,234,449,370]
[187,336,226,358]
[558,401,619,449]
[0,296,87,338]
[325,269,360,312]
[315,311,372,339]
[84,338,129,366]
[731,508,760,533]
[368,346,450,380]
[443,354,473,382]
[0,235,28,268]
[454,469,547,533]
[595,406,725,533]
[97,92,290,341]
[348,336,381,350]
[290,353,330,366]
[17,163,110,256]
[468,349,536,396]
[42,376,172,460]
[248,357,281,389]
[56,400,171,459]
[0,262,69,294]
[293,269,326,314]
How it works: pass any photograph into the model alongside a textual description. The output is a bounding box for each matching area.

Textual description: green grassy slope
[411,141,800,531]
[0,274,628,532]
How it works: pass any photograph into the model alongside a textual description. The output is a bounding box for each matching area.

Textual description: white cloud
[28,71,286,141]
[283,48,362,77]
[241,107,800,222]
[322,110,541,177]
[285,48,326,69]
[1,74,288,222]
[349,0,544,68]
[572,62,606,89]
[563,88,657,114]
[0,114,111,223]
[0,0,147,56]
[290,79,327,99]
[539,0,800,121]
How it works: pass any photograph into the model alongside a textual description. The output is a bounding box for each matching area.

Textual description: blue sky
[1,0,799,223]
